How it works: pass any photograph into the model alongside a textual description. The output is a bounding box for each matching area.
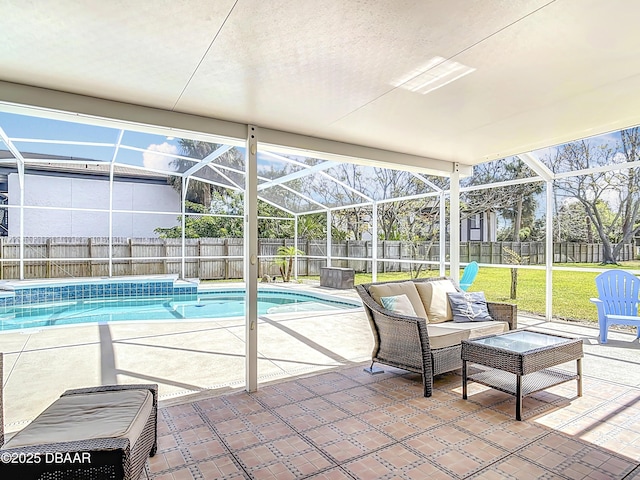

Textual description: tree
[554,200,595,243]
[549,128,640,264]
[155,191,297,239]
[275,246,304,282]
[167,139,244,209]
[463,158,543,241]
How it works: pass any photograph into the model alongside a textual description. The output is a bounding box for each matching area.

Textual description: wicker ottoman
[0,384,158,480]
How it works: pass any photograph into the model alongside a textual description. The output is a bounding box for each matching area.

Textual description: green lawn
[345,263,640,324]
[208,262,639,324]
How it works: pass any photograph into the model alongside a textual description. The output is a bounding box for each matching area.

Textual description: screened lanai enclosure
[0,108,458,281]
[1,105,640,323]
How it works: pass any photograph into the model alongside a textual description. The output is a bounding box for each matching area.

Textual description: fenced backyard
[0,237,634,280]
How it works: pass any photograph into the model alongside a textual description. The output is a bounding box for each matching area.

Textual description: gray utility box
[320,267,355,289]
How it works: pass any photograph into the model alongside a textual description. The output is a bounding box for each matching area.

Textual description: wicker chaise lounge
[356,276,517,397]
[0,355,158,480]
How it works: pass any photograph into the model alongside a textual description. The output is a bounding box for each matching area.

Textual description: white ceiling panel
[1,0,640,169]
[176,0,551,132]
[0,0,236,108]
[328,0,640,162]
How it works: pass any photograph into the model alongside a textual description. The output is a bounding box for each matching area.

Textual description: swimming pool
[0,288,360,332]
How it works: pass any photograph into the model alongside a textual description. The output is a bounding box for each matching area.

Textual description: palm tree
[275,246,304,282]
[167,139,243,210]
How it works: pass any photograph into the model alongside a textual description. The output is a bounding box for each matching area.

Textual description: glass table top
[469,331,572,353]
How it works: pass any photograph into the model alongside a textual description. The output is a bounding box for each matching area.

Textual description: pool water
[0,290,358,331]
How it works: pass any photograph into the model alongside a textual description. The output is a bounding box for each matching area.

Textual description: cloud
[143,142,179,172]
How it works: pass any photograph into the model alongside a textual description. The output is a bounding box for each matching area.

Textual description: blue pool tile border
[0,279,198,307]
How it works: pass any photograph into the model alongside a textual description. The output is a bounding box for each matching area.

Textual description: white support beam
[317,171,373,202]
[449,163,461,283]
[294,215,299,280]
[181,177,187,279]
[326,210,332,267]
[18,161,24,280]
[0,81,246,145]
[0,81,462,177]
[411,172,443,192]
[260,128,470,177]
[545,180,553,320]
[554,159,640,179]
[439,191,446,277]
[182,144,232,177]
[257,159,337,191]
[460,176,543,192]
[245,125,259,393]
[372,202,378,282]
[0,127,26,278]
[518,152,554,182]
[108,130,125,277]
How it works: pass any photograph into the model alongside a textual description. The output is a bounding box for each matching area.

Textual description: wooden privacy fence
[0,237,634,280]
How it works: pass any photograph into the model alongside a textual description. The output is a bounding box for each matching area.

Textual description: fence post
[197,238,202,279]
[162,239,168,274]
[87,237,93,277]
[224,238,230,279]
[346,239,350,269]
[382,240,386,273]
[46,238,52,278]
[128,238,133,275]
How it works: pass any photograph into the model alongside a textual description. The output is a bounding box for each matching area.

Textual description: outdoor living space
[4,3,640,478]
[2,282,640,479]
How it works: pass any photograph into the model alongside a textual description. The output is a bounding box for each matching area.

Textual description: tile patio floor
[147,362,640,479]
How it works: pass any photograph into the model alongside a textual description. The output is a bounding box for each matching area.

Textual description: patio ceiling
[1,0,640,173]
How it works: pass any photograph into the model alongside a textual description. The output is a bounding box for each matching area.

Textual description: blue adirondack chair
[591,270,640,343]
[460,261,479,291]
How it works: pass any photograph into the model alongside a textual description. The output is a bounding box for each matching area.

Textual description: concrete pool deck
[0,282,369,433]
[1,281,640,437]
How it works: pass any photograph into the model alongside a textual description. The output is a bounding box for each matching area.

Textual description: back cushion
[369,282,428,320]
[415,280,457,323]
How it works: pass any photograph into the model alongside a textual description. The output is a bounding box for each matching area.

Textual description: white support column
[245,125,259,393]
[294,215,299,280]
[18,161,24,280]
[326,210,332,267]
[439,191,446,277]
[181,177,187,279]
[108,130,123,278]
[450,164,461,283]
[372,202,378,282]
[545,180,553,320]
[108,165,114,277]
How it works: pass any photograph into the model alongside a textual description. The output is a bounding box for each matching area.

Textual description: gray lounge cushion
[3,389,153,449]
[447,291,493,322]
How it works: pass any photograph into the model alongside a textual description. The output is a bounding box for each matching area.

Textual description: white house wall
[8,173,181,237]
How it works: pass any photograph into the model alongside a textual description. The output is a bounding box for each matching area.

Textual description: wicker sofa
[0,360,158,480]
[356,276,517,397]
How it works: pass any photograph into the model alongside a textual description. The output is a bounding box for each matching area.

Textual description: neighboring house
[4,160,181,238]
[460,211,497,242]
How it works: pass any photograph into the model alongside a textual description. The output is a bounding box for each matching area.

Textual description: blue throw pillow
[380,294,418,317]
[446,291,493,322]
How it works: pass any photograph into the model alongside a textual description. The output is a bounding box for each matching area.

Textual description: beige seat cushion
[369,282,428,320]
[427,324,471,349]
[427,321,508,349]
[433,320,509,338]
[3,389,153,449]
[415,280,457,323]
